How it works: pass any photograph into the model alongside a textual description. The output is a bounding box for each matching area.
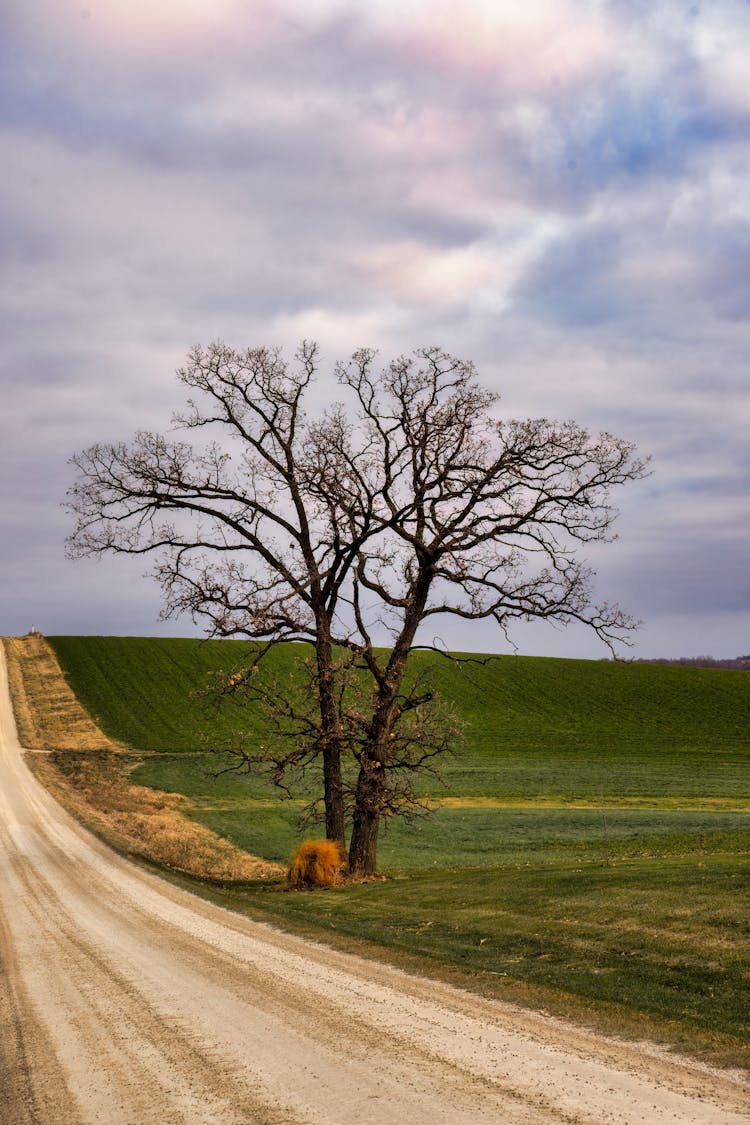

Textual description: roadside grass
[44,635,750,1069]
[4,633,117,751]
[206,855,750,1068]
[27,750,283,882]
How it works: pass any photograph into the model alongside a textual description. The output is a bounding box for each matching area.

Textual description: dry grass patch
[438,796,750,812]
[27,751,283,880]
[3,632,116,751]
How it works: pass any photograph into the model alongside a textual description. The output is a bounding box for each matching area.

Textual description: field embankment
[2,634,282,881]
[23,635,750,1069]
[3,631,116,750]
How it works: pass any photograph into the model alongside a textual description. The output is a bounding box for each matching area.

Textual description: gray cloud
[2,0,749,657]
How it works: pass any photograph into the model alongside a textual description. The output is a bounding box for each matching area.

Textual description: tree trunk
[322,738,344,847]
[347,568,435,875]
[348,763,383,875]
[316,629,345,849]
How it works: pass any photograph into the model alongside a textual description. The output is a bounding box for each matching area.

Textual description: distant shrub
[289,839,345,887]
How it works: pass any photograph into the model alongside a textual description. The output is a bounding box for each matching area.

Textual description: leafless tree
[67,342,648,875]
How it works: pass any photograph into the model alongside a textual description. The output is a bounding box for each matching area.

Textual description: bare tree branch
[67,341,649,875]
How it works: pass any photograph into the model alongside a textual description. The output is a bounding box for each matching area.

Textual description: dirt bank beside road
[2,634,282,881]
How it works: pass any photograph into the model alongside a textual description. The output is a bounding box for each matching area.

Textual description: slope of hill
[48,635,750,750]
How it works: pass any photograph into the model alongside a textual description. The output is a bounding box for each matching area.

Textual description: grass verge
[26,751,283,881]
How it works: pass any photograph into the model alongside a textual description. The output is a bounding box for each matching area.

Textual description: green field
[47,635,750,1066]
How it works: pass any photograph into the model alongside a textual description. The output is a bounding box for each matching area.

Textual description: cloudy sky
[1,0,748,659]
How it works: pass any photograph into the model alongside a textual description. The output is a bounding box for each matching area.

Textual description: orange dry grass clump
[289,839,345,887]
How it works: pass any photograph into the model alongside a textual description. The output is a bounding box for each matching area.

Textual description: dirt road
[1,645,748,1124]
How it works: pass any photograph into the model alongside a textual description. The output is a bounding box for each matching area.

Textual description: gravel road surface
[1,644,748,1124]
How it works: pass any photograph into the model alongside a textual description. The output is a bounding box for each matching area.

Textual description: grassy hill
[48,634,750,865]
[49,635,750,782]
[46,635,750,1067]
